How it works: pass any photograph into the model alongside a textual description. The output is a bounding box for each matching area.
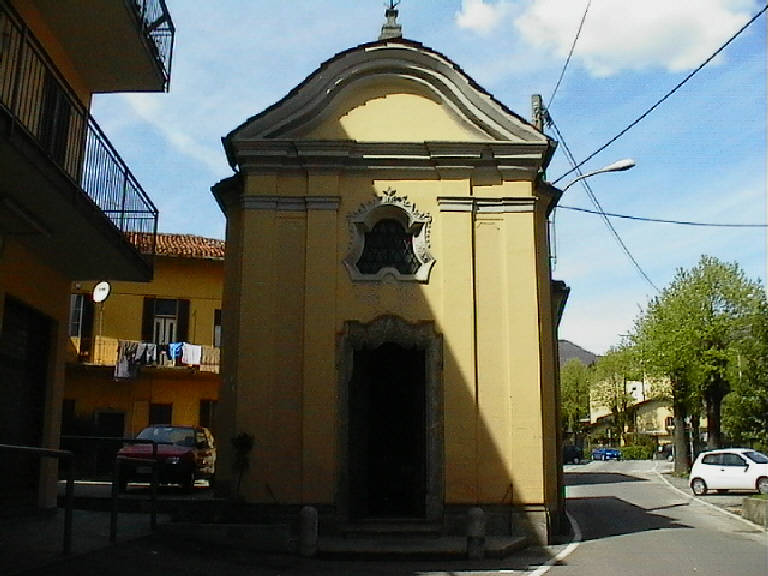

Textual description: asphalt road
[17,460,768,575]
[557,460,768,576]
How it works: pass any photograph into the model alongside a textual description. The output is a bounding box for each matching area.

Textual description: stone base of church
[194,501,553,545]
[442,503,555,545]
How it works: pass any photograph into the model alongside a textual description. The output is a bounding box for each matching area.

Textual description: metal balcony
[26,0,176,93]
[0,1,158,279]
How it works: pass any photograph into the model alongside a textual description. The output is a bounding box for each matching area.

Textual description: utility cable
[554,2,768,185]
[547,0,591,110]
[550,117,660,291]
[559,205,768,228]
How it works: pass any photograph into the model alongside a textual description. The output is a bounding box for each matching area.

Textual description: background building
[0,0,173,512]
[64,233,223,477]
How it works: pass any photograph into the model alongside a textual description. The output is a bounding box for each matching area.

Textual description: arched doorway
[349,341,426,518]
[338,316,443,522]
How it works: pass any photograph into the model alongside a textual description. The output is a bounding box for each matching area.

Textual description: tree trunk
[673,400,690,475]
[691,413,701,457]
[706,391,723,449]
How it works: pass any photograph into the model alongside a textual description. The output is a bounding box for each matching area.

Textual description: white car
[688,448,768,496]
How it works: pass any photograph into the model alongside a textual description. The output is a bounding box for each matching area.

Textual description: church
[212,6,568,543]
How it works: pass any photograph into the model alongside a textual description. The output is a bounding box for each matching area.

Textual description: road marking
[416,512,583,575]
[654,462,766,532]
[527,511,582,576]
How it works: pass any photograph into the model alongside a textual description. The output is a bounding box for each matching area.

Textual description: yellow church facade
[213,33,567,543]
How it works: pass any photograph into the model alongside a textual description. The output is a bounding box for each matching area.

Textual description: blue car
[592,447,621,461]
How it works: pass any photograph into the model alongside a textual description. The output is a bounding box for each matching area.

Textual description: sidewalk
[0,508,161,576]
[1,480,530,576]
[1,506,557,576]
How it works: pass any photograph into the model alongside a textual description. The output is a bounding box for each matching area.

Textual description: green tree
[634,276,700,473]
[678,256,763,448]
[560,358,592,439]
[722,292,768,451]
[633,255,764,472]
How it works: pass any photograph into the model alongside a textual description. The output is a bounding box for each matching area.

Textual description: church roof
[223,37,554,169]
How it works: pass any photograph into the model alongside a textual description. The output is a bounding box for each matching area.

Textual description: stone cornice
[232,140,550,181]
[437,196,537,213]
[241,195,340,211]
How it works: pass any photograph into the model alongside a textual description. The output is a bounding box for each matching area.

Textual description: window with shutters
[199,399,217,430]
[142,298,190,344]
[153,298,177,345]
[213,309,222,348]
[68,293,94,359]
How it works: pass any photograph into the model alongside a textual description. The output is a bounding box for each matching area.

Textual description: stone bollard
[466,506,486,560]
[299,506,318,557]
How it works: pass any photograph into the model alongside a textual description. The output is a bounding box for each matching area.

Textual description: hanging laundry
[182,343,202,366]
[144,343,157,364]
[168,341,184,361]
[200,346,220,372]
[114,340,140,379]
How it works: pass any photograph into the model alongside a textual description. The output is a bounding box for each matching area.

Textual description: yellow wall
[226,172,551,508]
[0,237,70,507]
[65,365,219,436]
[11,1,91,106]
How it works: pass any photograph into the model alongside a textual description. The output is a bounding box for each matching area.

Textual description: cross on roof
[380,0,403,40]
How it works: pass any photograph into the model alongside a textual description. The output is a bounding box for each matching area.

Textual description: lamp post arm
[560,159,636,192]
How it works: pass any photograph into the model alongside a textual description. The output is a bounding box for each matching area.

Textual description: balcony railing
[79,335,220,374]
[132,0,176,90]
[0,2,158,257]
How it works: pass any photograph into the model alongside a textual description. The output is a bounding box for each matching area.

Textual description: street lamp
[549,158,636,268]
[561,159,636,192]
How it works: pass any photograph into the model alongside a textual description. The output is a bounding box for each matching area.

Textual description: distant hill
[558,340,598,366]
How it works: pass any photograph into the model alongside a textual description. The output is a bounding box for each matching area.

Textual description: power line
[547,0,591,109]
[559,205,768,228]
[553,3,768,185]
[550,118,660,291]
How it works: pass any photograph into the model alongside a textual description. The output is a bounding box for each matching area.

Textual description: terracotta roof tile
[127,232,225,260]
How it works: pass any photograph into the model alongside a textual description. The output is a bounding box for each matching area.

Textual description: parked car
[116,425,216,492]
[591,447,621,461]
[688,448,768,496]
[563,444,583,464]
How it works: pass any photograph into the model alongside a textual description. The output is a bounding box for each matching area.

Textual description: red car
[116,425,216,492]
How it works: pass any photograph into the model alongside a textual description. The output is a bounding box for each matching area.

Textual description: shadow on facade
[219,174,562,551]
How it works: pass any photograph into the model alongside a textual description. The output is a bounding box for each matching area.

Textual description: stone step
[341,520,443,538]
[319,535,527,559]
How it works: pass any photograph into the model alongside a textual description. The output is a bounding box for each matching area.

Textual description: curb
[654,464,767,531]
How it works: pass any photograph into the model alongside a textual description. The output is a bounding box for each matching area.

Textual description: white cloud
[455,0,511,35]
[120,93,227,175]
[514,0,757,76]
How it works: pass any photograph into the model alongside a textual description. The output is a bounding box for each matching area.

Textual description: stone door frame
[336,315,444,523]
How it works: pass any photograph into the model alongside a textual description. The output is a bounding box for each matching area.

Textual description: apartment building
[63,233,223,477]
[0,0,174,511]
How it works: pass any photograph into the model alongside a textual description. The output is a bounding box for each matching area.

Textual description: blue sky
[92,0,766,354]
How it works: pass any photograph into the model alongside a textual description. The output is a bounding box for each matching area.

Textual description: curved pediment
[225,39,548,156]
[299,78,492,142]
